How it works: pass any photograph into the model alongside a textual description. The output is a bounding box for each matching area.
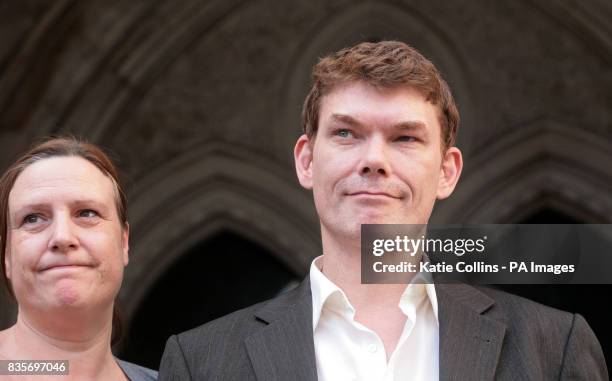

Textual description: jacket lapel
[437,283,507,381]
[245,278,318,381]
[243,278,505,380]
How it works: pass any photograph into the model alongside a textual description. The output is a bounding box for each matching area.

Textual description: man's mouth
[347,191,401,199]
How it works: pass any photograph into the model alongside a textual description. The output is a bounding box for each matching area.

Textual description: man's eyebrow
[392,120,428,132]
[331,114,428,132]
[330,114,364,127]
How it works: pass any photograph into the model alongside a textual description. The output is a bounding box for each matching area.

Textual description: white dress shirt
[310,256,439,381]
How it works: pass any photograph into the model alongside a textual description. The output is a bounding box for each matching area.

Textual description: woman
[0,137,157,380]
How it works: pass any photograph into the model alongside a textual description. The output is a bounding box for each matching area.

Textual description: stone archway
[433,118,612,224]
[119,229,300,369]
[118,141,320,323]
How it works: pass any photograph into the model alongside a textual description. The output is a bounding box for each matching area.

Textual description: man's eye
[23,214,41,224]
[78,209,98,218]
[396,136,417,142]
[336,129,353,138]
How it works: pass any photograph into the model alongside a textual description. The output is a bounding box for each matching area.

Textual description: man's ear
[294,134,314,190]
[122,223,130,266]
[437,146,463,199]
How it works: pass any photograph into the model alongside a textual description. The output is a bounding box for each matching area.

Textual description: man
[158,41,607,380]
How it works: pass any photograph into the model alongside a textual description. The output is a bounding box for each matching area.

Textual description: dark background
[1,0,611,370]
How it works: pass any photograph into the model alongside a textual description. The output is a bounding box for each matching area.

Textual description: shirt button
[367,344,378,353]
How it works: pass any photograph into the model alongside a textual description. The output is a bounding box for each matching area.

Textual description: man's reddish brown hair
[301,41,459,150]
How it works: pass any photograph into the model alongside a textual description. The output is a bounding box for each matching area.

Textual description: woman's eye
[23,214,41,225]
[78,209,98,218]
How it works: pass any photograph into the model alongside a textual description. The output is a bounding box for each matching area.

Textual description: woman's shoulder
[116,358,158,381]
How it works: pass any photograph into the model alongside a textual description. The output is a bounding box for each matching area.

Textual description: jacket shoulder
[175,297,270,355]
[159,298,273,380]
[173,280,308,360]
[475,286,575,332]
[474,286,607,379]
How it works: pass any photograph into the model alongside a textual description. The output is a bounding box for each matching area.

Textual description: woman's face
[4,156,128,313]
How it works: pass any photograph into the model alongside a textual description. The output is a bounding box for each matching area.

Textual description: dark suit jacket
[158,278,608,380]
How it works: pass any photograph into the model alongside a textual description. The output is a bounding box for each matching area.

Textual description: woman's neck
[0,308,126,380]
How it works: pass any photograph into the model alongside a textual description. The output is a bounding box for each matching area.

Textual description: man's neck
[320,228,408,358]
[320,227,407,304]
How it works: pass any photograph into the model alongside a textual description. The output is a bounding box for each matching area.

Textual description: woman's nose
[48,215,79,252]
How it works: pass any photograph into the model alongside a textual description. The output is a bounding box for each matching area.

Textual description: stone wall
[1,0,611,328]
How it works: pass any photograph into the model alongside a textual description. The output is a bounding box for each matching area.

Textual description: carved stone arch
[525,0,612,65]
[434,119,612,223]
[277,0,479,164]
[505,192,607,224]
[4,0,249,148]
[118,142,320,321]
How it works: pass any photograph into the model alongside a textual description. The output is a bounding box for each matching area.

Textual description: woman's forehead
[9,156,116,209]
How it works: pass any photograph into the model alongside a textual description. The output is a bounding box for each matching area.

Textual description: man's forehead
[319,84,440,130]
[324,81,433,107]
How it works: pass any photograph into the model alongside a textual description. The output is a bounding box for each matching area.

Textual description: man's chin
[340,219,391,238]
[355,215,408,226]
[323,214,421,241]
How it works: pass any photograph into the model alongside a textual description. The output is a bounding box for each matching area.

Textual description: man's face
[295,81,462,241]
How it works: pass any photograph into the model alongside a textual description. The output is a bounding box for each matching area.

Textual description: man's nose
[360,137,391,176]
[48,214,79,252]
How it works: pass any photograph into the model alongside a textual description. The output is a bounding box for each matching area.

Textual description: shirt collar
[309,255,439,331]
[404,270,439,324]
[310,256,353,330]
